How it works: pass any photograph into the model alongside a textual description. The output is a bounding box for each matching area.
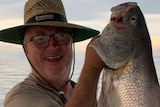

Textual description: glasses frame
[23,32,73,48]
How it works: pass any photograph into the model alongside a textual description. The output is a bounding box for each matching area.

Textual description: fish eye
[131,17,136,21]
[130,16,137,25]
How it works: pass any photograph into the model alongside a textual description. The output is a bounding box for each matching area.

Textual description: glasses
[24,32,72,48]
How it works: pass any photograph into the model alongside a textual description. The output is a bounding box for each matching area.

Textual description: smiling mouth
[45,56,62,62]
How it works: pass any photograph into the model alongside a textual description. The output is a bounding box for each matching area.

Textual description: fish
[90,2,160,107]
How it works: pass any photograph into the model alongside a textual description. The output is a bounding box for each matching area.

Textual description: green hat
[0,0,100,44]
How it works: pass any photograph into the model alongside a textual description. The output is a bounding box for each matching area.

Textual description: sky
[0,0,160,56]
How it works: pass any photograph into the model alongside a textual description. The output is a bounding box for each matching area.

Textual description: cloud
[0,0,25,20]
[0,42,21,50]
[0,18,22,30]
[145,14,160,37]
[0,43,25,60]
[151,36,160,55]
[0,0,159,21]
[62,0,110,21]
[62,0,160,22]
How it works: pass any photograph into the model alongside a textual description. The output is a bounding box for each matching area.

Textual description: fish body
[91,2,160,107]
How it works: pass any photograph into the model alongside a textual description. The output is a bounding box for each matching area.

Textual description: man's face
[23,26,73,84]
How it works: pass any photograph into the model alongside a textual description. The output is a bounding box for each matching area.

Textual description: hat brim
[0,21,100,44]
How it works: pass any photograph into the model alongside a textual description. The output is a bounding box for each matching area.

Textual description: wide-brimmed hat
[0,0,100,44]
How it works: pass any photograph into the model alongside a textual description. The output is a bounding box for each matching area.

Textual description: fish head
[110,2,141,31]
[90,2,150,70]
[110,2,151,51]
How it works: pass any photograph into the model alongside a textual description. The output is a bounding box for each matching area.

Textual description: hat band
[25,13,67,24]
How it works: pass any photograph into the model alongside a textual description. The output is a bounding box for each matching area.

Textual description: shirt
[4,73,75,107]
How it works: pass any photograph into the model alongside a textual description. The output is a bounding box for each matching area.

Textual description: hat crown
[24,0,66,23]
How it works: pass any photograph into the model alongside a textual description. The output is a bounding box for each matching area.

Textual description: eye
[33,35,43,40]
[32,35,48,42]
[54,33,71,45]
[54,33,71,41]
[54,33,64,40]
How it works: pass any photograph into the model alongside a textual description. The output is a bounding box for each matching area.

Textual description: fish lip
[111,21,124,30]
[111,16,123,23]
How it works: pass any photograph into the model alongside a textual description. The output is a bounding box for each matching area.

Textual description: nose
[47,36,60,49]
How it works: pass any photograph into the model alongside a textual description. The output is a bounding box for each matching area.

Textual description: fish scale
[90,2,160,107]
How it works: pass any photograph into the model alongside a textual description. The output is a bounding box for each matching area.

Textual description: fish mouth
[110,10,127,30]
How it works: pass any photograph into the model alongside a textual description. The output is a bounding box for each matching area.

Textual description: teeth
[45,56,61,60]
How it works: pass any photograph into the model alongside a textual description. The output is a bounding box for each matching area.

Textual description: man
[0,0,105,107]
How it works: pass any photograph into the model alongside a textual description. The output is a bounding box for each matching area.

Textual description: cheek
[65,43,73,57]
[25,44,41,63]
[62,43,73,62]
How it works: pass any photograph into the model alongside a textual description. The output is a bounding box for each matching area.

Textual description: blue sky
[0,0,160,55]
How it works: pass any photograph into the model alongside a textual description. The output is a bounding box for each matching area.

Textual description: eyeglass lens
[32,33,72,48]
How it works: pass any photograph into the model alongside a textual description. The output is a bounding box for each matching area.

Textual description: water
[0,50,160,107]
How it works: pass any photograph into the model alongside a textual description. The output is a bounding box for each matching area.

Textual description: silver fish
[91,2,160,107]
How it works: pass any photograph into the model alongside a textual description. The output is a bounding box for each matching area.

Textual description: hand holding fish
[84,35,106,72]
[65,36,105,107]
